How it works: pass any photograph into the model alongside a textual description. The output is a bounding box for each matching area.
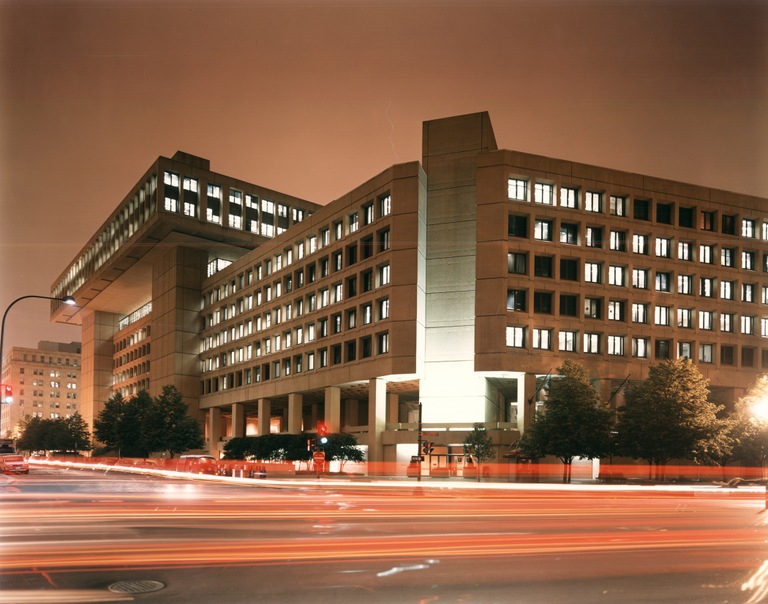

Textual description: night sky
[1,0,766,351]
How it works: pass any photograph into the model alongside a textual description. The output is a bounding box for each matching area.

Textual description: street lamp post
[0,294,76,438]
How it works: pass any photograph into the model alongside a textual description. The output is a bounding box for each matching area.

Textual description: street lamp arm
[0,294,76,437]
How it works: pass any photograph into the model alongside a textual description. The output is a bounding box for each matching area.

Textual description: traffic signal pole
[417,401,422,482]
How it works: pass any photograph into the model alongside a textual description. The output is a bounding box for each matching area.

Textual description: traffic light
[421,441,434,455]
[317,422,328,444]
[1,384,12,404]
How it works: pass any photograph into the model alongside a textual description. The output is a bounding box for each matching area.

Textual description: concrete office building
[0,341,81,439]
[51,112,768,470]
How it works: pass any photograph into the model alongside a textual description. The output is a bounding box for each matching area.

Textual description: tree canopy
[727,374,768,467]
[15,413,93,454]
[519,360,613,482]
[616,358,726,478]
[93,387,204,458]
[463,423,495,481]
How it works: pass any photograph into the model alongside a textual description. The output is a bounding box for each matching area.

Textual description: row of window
[509,216,767,270]
[509,256,768,300]
[205,192,392,298]
[508,178,766,238]
[203,331,390,394]
[505,326,767,367]
[203,297,390,365]
[507,289,768,332]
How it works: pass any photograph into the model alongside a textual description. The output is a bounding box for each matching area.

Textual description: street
[1,466,767,603]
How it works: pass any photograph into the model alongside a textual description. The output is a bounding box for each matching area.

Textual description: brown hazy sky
[1,0,766,350]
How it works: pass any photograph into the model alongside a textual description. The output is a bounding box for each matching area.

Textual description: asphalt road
[1,466,767,603]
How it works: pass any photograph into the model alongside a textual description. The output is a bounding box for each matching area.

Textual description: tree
[463,423,495,481]
[616,358,725,480]
[94,391,153,457]
[15,414,92,454]
[321,432,365,471]
[728,375,768,469]
[519,361,613,483]
[15,416,47,453]
[148,385,204,458]
[60,413,93,452]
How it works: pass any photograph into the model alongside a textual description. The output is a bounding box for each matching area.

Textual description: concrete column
[208,407,222,451]
[368,377,386,463]
[386,392,399,425]
[324,386,341,432]
[258,398,271,435]
[288,393,303,433]
[231,403,245,438]
[344,399,359,427]
[80,309,121,430]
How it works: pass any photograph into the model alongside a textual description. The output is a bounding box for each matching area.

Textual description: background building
[51,112,768,471]
[0,341,81,439]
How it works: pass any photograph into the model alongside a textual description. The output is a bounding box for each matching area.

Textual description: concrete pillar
[344,399,359,427]
[258,398,271,435]
[387,393,399,424]
[288,393,303,433]
[231,403,246,438]
[324,386,341,432]
[368,377,386,463]
[80,309,121,430]
[208,407,222,452]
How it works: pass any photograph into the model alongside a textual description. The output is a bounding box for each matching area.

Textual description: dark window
[655,340,670,360]
[362,269,373,292]
[634,199,651,221]
[721,345,735,366]
[507,289,527,312]
[656,203,673,225]
[722,214,737,235]
[508,215,528,238]
[361,236,374,259]
[560,258,579,281]
[508,253,527,274]
[346,340,357,362]
[361,336,373,358]
[560,294,578,317]
[346,243,358,265]
[679,207,695,228]
[701,211,717,232]
[762,349,768,369]
[346,276,357,298]
[742,347,755,368]
[332,344,342,365]
[533,292,553,314]
[560,223,578,244]
[534,256,553,278]
[307,263,316,283]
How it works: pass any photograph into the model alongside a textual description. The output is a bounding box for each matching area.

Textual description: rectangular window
[632,303,648,323]
[609,195,626,216]
[534,292,553,314]
[655,340,671,360]
[584,297,602,319]
[699,310,714,330]
[762,318,768,338]
[721,247,735,267]
[654,305,671,326]
[533,328,552,350]
[632,234,649,255]
[506,326,526,348]
[741,315,755,335]
[349,212,359,233]
[585,262,601,283]
[633,337,649,358]
[583,333,600,353]
[378,194,391,217]
[363,202,375,225]
[699,344,714,363]
[508,178,528,201]
[678,274,693,295]
[534,182,554,205]
[558,330,577,352]
[700,277,715,297]
[656,203,673,225]
[508,215,528,238]
[655,238,672,258]
[743,251,756,270]
[586,227,603,248]
[655,271,671,292]
[722,214,737,235]
[609,230,626,252]
[678,342,692,359]
[534,219,553,241]
[699,245,714,264]
[585,191,602,213]
[678,241,692,261]
[608,300,625,321]
[632,268,648,289]
[507,289,527,312]
[679,207,695,228]
[560,259,578,281]
[720,280,734,300]
[560,187,578,208]
[508,253,527,275]
[742,283,755,302]
[534,256,553,278]
[678,308,693,328]
[608,335,625,356]
[720,313,734,332]
[633,199,651,221]
[701,211,716,231]
[560,294,578,317]
[560,223,578,245]
[608,266,625,287]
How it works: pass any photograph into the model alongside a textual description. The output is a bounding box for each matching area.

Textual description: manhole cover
[108,579,165,594]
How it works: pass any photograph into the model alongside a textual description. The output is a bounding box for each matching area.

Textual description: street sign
[313,451,326,464]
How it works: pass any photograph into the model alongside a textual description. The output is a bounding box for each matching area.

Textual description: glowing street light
[0,295,76,437]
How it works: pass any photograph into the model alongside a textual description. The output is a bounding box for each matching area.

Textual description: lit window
[583,333,600,353]
[632,303,648,323]
[654,306,671,326]
[608,300,625,321]
[585,191,602,213]
[655,272,671,292]
[585,262,601,283]
[608,266,625,287]
[678,241,692,261]
[508,253,527,275]
[700,277,715,297]
[534,220,553,241]
[533,328,551,349]
[508,178,528,201]
[633,338,649,358]
[534,183,554,205]
[632,234,649,255]
[609,195,626,216]
[678,274,693,295]
[742,251,755,270]
[560,187,578,208]
[655,238,672,258]
[742,219,756,238]
[699,310,714,330]
[632,269,648,289]
[721,247,735,267]
[720,313,734,332]
[699,245,714,264]
[677,308,693,328]
[609,231,626,252]
[741,315,755,335]
[608,335,625,356]
[558,330,577,352]
[720,280,734,300]
[506,326,526,348]
[349,213,359,233]
[742,283,754,302]
[379,194,391,217]
[560,223,578,244]
[699,344,713,363]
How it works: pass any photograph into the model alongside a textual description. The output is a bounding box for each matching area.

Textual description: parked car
[0,454,29,474]
[176,454,218,475]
